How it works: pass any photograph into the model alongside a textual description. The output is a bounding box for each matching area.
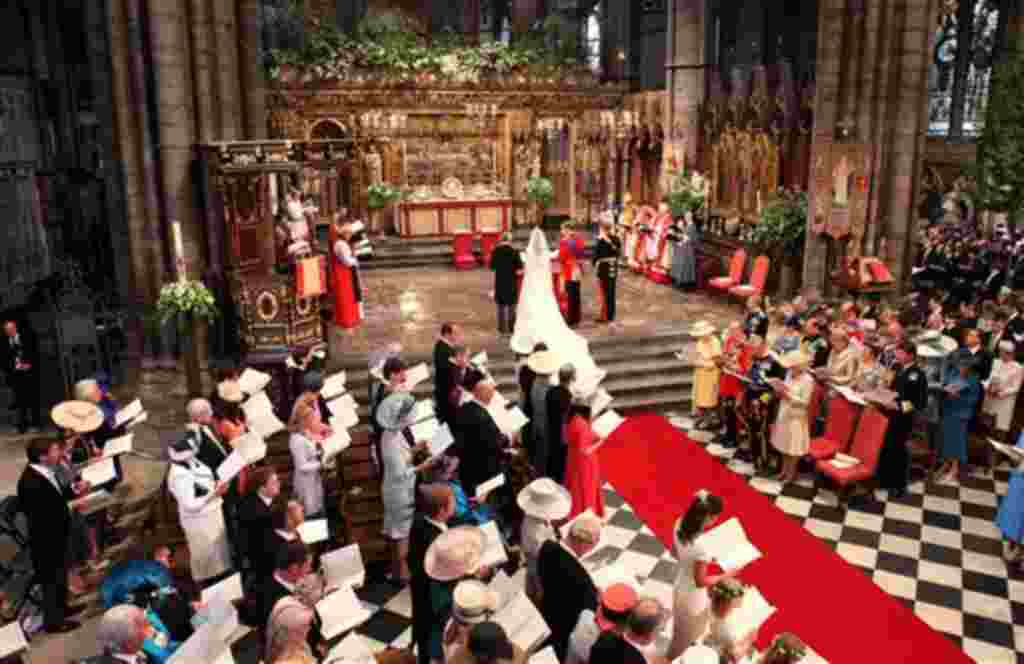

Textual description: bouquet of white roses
[155,280,219,324]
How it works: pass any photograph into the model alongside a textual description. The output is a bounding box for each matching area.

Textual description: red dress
[332,238,363,328]
[565,414,605,519]
[718,335,746,399]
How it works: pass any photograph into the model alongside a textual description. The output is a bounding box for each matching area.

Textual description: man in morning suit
[249,540,313,630]
[589,597,662,664]
[189,398,245,563]
[490,233,523,334]
[18,437,80,632]
[433,322,462,427]
[2,320,41,433]
[408,484,456,664]
[236,466,281,580]
[537,514,601,661]
[592,219,621,323]
[453,369,506,497]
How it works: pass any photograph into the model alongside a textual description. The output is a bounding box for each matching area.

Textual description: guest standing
[770,353,814,483]
[18,437,80,632]
[877,341,928,498]
[2,320,40,433]
[527,351,558,478]
[537,515,602,661]
[377,391,440,585]
[567,584,639,664]
[938,355,983,481]
[441,580,500,662]
[265,596,317,664]
[454,370,507,497]
[593,220,621,323]
[288,394,328,518]
[409,484,456,664]
[517,479,571,602]
[984,341,1023,443]
[423,527,486,664]
[564,386,605,519]
[165,436,232,585]
[332,218,364,329]
[670,212,699,290]
[668,491,735,659]
[434,323,462,428]
[237,467,281,578]
[705,580,758,663]
[545,364,574,484]
[690,321,722,426]
[995,431,1024,571]
[559,224,585,327]
[448,622,527,664]
[491,233,524,335]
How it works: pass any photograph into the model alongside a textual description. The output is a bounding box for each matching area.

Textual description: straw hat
[689,320,716,338]
[217,380,244,403]
[424,526,485,581]
[375,392,416,432]
[527,350,559,376]
[777,350,810,370]
[679,644,721,664]
[517,478,572,521]
[51,401,103,433]
[451,580,499,624]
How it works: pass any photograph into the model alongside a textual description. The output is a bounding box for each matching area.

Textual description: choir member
[332,218,364,328]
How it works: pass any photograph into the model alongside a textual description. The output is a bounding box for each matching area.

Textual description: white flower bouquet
[155,280,219,324]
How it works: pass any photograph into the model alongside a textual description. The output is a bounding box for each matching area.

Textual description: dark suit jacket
[589,631,646,664]
[1,328,37,377]
[249,574,291,630]
[17,465,73,574]
[454,400,505,496]
[194,427,230,478]
[491,244,523,305]
[434,340,456,421]
[236,493,274,573]
[537,540,598,661]
[407,515,445,653]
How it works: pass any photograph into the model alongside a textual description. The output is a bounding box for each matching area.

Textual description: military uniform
[737,354,785,469]
[744,308,769,339]
[593,233,622,322]
[878,362,928,496]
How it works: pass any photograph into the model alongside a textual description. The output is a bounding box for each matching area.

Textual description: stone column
[463,0,481,42]
[239,0,268,139]
[512,0,542,36]
[667,0,705,170]
[211,0,243,141]
[190,0,217,142]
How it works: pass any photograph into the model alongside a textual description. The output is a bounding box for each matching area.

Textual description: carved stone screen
[401,114,498,190]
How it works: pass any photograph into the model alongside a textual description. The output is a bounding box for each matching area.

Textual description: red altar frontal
[398,198,513,237]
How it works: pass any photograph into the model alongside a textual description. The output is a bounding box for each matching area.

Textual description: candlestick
[171,221,186,282]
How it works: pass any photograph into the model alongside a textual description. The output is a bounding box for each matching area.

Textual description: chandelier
[359,110,409,136]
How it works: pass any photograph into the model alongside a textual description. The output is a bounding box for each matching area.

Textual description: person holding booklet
[769,351,814,484]
[377,391,443,586]
[441,580,500,661]
[265,595,317,664]
[536,514,601,661]
[288,394,331,519]
[454,370,509,497]
[995,430,1024,571]
[517,479,570,603]
[668,491,736,660]
[565,384,605,519]
[423,526,487,663]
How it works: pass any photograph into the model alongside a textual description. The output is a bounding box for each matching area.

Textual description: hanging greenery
[750,188,808,257]
[974,53,1024,227]
[267,15,589,84]
[525,177,555,210]
[663,169,708,219]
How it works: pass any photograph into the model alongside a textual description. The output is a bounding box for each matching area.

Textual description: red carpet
[597,414,972,664]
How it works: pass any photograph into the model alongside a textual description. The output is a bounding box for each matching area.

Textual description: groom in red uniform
[559,223,585,327]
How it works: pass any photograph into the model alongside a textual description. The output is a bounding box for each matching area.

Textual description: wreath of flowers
[764,632,808,663]
[155,280,219,323]
[707,578,746,603]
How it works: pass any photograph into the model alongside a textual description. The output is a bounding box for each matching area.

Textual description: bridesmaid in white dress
[705,579,758,664]
[668,490,737,659]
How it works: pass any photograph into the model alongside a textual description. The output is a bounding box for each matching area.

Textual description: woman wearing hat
[288,394,330,519]
[442,580,499,661]
[565,385,605,519]
[377,391,441,585]
[983,341,1023,447]
[165,436,232,584]
[690,321,722,429]
[937,354,982,481]
[449,621,526,664]
[517,478,571,601]
[769,352,814,483]
[424,527,486,662]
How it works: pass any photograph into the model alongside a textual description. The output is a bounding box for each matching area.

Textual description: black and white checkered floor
[341,413,1024,664]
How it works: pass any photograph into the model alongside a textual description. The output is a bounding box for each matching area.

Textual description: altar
[399,198,512,237]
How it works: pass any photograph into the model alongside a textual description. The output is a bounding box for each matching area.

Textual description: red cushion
[816,460,873,486]
[730,284,758,297]
[809,437,840,461]
[709,277,736,290]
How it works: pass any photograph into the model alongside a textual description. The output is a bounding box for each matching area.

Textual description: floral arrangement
[155,280,219,323]
[763,632,808,663]
[663,169,708,219]
[707,578,746,603]
[268,16,588,85]
[366,183,404,210]
[526,177,555,210]
[751,187,808,257]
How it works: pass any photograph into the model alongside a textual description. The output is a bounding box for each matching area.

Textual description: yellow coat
[693,336,722,409]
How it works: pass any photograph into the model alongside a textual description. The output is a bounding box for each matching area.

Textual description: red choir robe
[630,206,657,272]
[332,238,363,328]
[648,211,674,284]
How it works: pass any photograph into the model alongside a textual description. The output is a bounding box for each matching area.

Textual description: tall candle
[171,221,186,282]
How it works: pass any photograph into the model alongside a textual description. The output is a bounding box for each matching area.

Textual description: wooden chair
[708,248,747,293]
[809,395,862,461]
[815,406,889,504]
[729,255,770,299]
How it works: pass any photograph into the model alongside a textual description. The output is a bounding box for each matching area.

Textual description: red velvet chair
[816,406,889,503]
[729,255,770,299]
[809,395,861,461]
[709,249,747,293]
[806,381,826,433]
[452,232,477,270]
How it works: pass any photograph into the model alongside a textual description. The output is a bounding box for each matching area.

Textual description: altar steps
[327,330,697,561]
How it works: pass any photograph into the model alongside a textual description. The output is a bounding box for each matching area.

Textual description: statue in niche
[275,185,317,268]
[364,149,383,186]
[833,156,851,208]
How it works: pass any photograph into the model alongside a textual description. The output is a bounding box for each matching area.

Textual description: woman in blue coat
[996,431,1024,570]
[937,356,982,481]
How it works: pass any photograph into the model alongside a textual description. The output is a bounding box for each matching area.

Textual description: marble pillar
[667,0,705,170]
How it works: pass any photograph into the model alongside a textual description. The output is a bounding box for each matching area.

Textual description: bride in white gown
[511,227,605,388]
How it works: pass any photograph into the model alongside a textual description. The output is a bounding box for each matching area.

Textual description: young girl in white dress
[668,490,737,659]
[705,579,758,663]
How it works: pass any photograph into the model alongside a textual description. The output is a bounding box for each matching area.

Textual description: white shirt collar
[111,653,143,664]
[273,573,296,593]
[425,517,448,533]
[30,464,61,491]
[276,529,296,541]
[259,492,274,507]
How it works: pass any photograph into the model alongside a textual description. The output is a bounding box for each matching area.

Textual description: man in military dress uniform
[735,336,785,470]
[593,218,622,323]
[876,341,928,498]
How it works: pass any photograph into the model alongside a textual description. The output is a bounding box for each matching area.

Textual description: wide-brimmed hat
[527,350,559,375]
[517,478,572,521]
[777,351,810,369]
[168,435,196,462]
[690,320,716,338]
[679,644,721,664]
[424,526,485,581]
[51,401,103,433]
[375,392,416,432]
[217,380,244,403]
[452,580,499,624]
